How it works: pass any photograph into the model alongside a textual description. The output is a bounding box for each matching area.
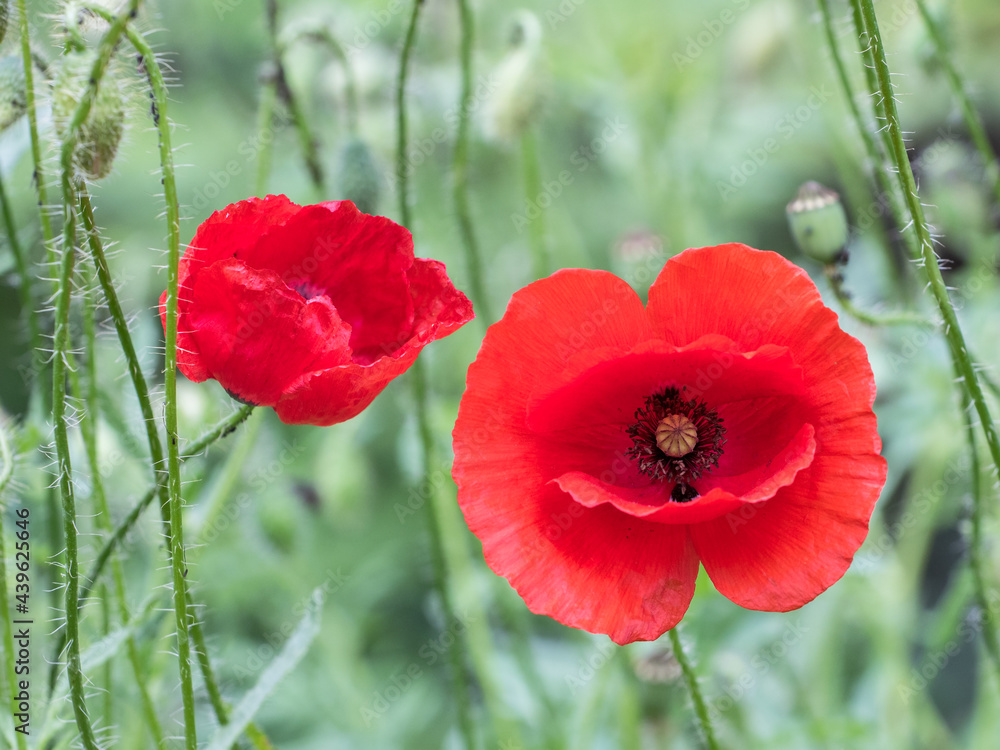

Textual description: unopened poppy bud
[484,11,545,141]
[335,137,381,215]
[51,50,126,180]
[786,181,849,264]
[0,56,26,131]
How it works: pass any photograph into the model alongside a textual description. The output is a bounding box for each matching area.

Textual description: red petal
[274,350,418,426]
[525,337,815,508]
[455,271,699,643]
[651,245,886,609]
[240,201,417,361]
[171,195,302,382]
[406,258,476,347]
[188,258,351,406]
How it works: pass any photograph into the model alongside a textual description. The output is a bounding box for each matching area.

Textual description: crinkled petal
[188,258,352,406]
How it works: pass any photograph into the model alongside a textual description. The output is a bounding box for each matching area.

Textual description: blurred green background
[3,0,1000,747]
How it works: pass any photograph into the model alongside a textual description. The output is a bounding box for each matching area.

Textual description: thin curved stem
[288,26,359,134]
[55,5,140,746]
[0,169,42,371]
[823,265,932,328]
[914,0,1000,209]
[71,7,198,744]
[78,188,168,535]
[668,627,720,750]
[76,404,255,613]
[267,0,324,194]
[17,0,55,248]
[521,128,549,279]
[855,0,1000,492]
[255,69,279,196]
[395,0,424,230]
[815,0,913,288]
[74,280,165,748]
[18,0,61,579]
[396,4,477,747]
[453,0,493,324]
[961,392,1000,686]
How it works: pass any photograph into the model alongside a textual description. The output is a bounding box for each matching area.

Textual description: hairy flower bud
[484,11,545,141]
[0,56,26,131]
[51,50,126,179]
[786,181,849,264]
[335,137,381,216]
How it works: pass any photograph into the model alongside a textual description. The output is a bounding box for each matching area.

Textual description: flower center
[655,414,698,457]
[626,387,726,501]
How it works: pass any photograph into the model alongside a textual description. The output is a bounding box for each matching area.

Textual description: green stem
[186,591,273,750]
[397,5,477,747]
[914,0,1000,209]
[668,627,720,750]
[395,0,424,230]
[73,6,198,743]
[255,69,278,196]
[855,0,1000,491]
[54,6,141,747]
[411,361,479,749]
[18,0,60,584]
[77,405,255,613]
[520,128,549,279]
[267,0,324,194]
[823,265,932,327]
[961,392,1000,686]
[814,0,913,288]
[0,423,28,750]
[73,287,166,748]
[453,0,493,324]
[17,0,55,248]
[0,170,41,371]
[78,188,168,535]
[133,18,199,748]
[290,26,360,134]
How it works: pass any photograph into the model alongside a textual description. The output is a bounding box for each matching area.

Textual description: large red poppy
[452,244,886,644]
[161,195,473,426]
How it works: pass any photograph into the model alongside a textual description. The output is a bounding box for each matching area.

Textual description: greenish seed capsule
[786,181,849,264]
[336,137,381,216]
[51,50,126,180]
[0,56,26,131]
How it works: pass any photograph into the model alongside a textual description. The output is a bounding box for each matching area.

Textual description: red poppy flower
[452,244,886,644]
[161,195,473,426]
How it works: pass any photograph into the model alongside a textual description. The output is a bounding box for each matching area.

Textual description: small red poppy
[452,244,886,644]
[161,195,473,426]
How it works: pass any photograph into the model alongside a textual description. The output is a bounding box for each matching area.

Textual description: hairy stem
[668,627,720,750]
[397,3,478,747]
[55,4,141,746]
[855,0,1000,496]
[453,0,493,324]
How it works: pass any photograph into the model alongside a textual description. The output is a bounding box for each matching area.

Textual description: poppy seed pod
[51,50,126,180]
[335,137,381,216]
[0,56,26,132]
[786,181,850,264]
